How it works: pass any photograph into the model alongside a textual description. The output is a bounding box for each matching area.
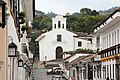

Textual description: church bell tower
[52,15,66,30]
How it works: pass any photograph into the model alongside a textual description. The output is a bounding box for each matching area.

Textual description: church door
[56,46,63,59]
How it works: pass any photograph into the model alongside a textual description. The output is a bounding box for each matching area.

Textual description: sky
[35,0,120,15]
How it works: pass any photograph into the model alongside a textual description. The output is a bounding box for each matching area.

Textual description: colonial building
[7,0,35,79]
[93,8,120,80]
[36,15,92,61]
[0,0,34,80]
[0,0,8,80]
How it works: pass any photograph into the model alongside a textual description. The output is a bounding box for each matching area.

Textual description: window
[105,37,106,48]
[21,43,28,55]
[10,0,20,31]
[10,0,18,18]
[112,33,114,46]
[115,31,116,45]
[78,41,82,47]
[109,34,111,47]
[117,30,119,44]
[62,24,64,29]
[57,35,62,42]
[96,35,100,48]
[116,46,118,54]
[58,21,61,28]
[107,36,108,48]
[54,24,56,28]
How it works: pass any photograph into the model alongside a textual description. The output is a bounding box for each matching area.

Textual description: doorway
[56,46,63,59]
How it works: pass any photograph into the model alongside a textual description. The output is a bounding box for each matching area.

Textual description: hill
[99,7,119,14]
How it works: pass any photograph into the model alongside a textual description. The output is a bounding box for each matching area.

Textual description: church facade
[36,15,92,61]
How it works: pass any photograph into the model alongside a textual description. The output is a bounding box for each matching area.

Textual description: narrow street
[32,68,67,80]
[32,68,52,80]
[32,61,68,80]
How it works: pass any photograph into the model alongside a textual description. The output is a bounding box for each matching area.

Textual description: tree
[80,8,92,15]
[31,16,52,30]
[80,8,99,16]
[66,15,79,31]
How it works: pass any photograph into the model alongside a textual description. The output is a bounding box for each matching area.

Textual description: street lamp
[8,42,17,57]
[0,0,6,28]
[18,59,23,67]
[8,36,17,57]
[8,36,17,80]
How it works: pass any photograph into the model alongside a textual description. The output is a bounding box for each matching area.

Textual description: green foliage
[80,8,99,16]
[67,48,95,54]
[29,29,41,57]
[32,8,107,34]
[32,16,52,30]
[75,48,95,54]
[65,8,107,34]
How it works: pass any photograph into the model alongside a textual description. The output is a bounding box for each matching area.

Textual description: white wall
[7,1,30,80]
[39,29,76,61]
[93,11,120,80]
[74,37,91,50]
[39,29,92,61]
[100,22,120,50]
[8,14,21,53]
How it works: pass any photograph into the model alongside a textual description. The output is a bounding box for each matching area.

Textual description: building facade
[0,0,8,80]
[36,15,92,61]
[93,8,120,80]
[0,0,35,80]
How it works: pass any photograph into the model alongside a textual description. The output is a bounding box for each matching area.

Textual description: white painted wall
[39,29,76,61]
[93,11,120,80]
[74,37,91,50]
[7,1,32,80]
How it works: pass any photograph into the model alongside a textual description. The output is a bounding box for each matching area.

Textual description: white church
[36,15,92,61]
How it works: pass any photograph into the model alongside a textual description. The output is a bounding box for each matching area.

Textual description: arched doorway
[56,46,63,59]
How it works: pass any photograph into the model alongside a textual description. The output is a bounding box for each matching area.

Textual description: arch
[56,46,63,59]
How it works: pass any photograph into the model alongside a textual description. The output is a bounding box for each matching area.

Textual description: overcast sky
[35,0,120,15]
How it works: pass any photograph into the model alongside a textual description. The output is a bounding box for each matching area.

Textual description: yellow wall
[0,27,7,80]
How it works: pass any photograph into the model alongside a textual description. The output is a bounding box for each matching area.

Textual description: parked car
[47,68,54,75]
[51,75,68,80]
[53,67,64,75]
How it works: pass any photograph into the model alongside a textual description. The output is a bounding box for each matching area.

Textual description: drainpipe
[12,58,15,80]
[6,8,10,80]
